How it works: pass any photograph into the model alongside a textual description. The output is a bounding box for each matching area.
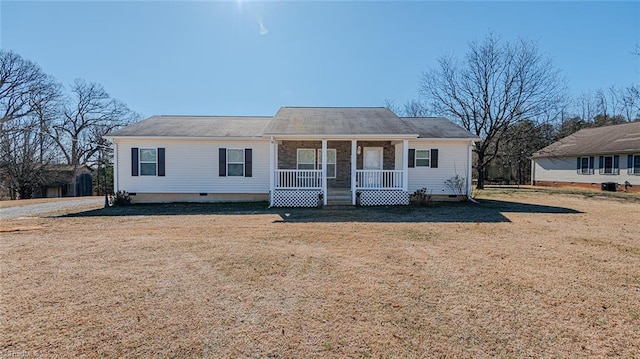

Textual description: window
[297,148,337,178]
[415,150,430,167]
[132,147,165,177]
[297,149,316,170]
[219,148,252,177]
[408,149,439,169]
[599,155,619,175]
[139,148,157,176]
[629,154,640,175]
[577,156,594,175]
[226,149,244,176]
[318,149,337,178]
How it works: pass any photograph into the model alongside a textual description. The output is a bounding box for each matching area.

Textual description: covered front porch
[269,139,411,207]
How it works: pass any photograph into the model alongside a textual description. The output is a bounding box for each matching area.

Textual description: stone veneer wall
[277,140,396,189]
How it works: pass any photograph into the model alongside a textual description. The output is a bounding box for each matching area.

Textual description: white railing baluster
[355,170,403,190]
[274,169,323,189]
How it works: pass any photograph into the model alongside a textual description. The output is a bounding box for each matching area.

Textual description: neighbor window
[599,155,620,175]
[577,156,593,175]
[139,148,157,176]
[630,154,640,175]
[415,150,430,167]
[317,149,337,178]
[227,148,244,176]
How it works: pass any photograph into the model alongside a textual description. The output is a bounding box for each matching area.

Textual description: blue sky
[1,1,638,118]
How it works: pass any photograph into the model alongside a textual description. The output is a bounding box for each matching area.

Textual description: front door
[363,147,383,170]
[363,147,383,187]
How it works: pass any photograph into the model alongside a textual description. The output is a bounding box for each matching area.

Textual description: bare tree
[0,50,59,125]
[384,98,429,117]
[0,50,62,199]
[420,34,565,189]
[49,79,139,166]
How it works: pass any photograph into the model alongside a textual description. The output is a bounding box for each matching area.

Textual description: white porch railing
[356,170,403,189]
[274,169,323,189]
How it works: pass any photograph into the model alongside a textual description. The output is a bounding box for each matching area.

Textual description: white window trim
[227,148,245,177]
[415,149,431,168]
[317,149,337,179]
[139,148,157,176]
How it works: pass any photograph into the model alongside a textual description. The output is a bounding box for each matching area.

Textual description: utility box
[601,182,617,192]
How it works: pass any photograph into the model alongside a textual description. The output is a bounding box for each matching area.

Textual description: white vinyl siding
[117,139,270,194]
[533,156,640,186]
[407,141,471,195]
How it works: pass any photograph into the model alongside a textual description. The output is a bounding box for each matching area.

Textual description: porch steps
[327,188,353,206]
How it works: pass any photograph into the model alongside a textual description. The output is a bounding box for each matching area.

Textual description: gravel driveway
[0,197,104,219]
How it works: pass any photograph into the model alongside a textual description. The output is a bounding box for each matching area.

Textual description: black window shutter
[408,149,415,168]
[614,155,619,170]
[628,155,634,170]
[576,157,581,171]
[245,148,252,177]
[599,156,604,168]
[131,148,139,176]
[589,157,594,170]
[431,149,439,168]
[158,148,165,176]
[219,148,227,177]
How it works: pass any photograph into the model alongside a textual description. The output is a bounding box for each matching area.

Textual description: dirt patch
[1,190,639,357]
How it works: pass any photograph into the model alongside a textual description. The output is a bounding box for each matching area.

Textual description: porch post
[112,140,119,194]
[467,140,473,196]
[351,140,357,205]
[322,139,328,205]
[269,138,275,206]
[402,139,409,192]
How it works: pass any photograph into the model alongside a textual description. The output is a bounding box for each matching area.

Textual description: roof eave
[104,135,267,141]
[262,134,419,140]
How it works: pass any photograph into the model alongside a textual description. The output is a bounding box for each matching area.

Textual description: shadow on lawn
[61,199,581,223]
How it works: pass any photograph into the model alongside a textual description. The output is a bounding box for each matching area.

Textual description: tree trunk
[476,151,487,189]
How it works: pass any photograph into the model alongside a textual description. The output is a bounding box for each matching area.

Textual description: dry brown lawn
[1,190,639,358]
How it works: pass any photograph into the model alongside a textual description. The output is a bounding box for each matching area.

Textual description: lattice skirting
[272,189,323,208]
[358,190,409,206]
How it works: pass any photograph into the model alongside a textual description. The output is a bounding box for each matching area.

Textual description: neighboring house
[531,121,640,193]
[32,164,94,198]
[105,107,479,207]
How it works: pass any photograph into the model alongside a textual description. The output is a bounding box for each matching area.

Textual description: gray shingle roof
[106,108,480,140]
[532,121,640,158]
[401,117,479,139]
[264,107,415,136]
[106,115,272,138]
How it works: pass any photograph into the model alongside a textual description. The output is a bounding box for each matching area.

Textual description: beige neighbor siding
[116,139,270,195]
[407,141,471,195]
[533,156,640,186]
